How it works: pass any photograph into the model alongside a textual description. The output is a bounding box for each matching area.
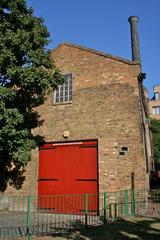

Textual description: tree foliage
[150,119,160,169]
[0,0,63,191]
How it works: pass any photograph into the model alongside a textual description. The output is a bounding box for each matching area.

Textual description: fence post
[125,190,129,216]
[27,195,31,239]
[103,192,107,224]
[85,193,88,227]
[131,190,135,216]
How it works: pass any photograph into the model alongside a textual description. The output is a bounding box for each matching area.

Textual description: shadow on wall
[0,163,26,192]
[0,134,44,192]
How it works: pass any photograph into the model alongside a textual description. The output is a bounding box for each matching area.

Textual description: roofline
[52,42,140,65]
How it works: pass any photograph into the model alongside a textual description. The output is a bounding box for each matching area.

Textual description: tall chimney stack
[128,16,141,64]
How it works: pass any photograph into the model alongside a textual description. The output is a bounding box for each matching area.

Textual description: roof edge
[52,42,140,65]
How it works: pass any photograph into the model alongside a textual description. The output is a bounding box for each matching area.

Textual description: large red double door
[38,140,98,213]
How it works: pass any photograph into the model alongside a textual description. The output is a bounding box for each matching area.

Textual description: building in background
[149,85,160,120]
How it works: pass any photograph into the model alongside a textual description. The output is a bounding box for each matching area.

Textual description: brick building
[4,16,153,197]
[149,85,160,120]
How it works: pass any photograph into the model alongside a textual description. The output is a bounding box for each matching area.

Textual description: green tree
[150,119,160,169]
[0,0,63,191]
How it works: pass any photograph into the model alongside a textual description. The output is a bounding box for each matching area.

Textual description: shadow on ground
[45,216,160,240]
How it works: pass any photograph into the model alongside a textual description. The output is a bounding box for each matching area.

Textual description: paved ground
[0,211,101,239]
[25,216,160,240]
[0,210,160,239]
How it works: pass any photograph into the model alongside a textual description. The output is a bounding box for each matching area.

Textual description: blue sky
[27,0,160,98]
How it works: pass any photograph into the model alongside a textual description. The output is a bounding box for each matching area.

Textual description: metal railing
[0,189,159,239]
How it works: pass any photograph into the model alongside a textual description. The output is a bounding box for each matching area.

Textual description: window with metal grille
[54,74,72,103]
[152,106,160,114]
[154,92,160,100]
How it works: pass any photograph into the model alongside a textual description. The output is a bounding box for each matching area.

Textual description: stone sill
[53,101,73,106]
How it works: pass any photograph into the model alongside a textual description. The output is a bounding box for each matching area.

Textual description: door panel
[38,141,98,214]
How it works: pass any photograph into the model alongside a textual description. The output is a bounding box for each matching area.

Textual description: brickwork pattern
[2,43,149,195]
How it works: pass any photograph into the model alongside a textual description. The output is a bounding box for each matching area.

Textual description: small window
[154,92,160,100]
[54,74,72,103]
[152,106,160,115]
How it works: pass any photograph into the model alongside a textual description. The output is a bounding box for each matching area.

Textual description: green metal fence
[0,189,160,239]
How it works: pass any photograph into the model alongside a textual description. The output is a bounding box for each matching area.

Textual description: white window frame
[54,73,72,103]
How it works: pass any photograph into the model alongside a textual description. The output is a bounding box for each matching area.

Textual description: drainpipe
[128,16,151,175]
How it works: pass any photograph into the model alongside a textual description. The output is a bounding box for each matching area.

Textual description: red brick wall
[2,43,149,196]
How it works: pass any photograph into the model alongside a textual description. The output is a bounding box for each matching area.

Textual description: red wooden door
[38,141,98,214]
